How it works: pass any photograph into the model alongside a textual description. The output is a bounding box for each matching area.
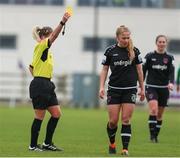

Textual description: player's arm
[134,49,145,101]
[99,48,111,99]
[48,12,70,45]
[99,65,109,99]
[177,67,180,92]
[29,65,34,76]
[168,57,175,91]
[136,64,145,101]
[142,55,148,80]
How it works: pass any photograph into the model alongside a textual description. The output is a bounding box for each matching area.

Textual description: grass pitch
[0,105,180,157]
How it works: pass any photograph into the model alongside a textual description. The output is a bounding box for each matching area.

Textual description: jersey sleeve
[169,55,175,84]
[134,47,143,65]
[101,48,111,65]
[143,53,150,80]
[39,38,50,50]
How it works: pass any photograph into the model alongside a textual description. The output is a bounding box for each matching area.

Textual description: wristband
[60,21,65,26]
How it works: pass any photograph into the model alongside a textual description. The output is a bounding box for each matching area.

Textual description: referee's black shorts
[107,87,137,105]
[145,86,169,107]
[29,77,59,109]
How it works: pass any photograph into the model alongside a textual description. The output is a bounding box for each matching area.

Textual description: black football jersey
[143,51,175,87]
[102,44,143,89]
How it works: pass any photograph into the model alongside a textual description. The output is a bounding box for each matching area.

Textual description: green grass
[0,105,180,157]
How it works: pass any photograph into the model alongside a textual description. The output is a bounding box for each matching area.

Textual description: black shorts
[107,88,137,105]
[29,77,59,109]
[145,86,169,107]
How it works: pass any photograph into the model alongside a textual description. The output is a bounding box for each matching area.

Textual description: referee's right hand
[99,88,105,99]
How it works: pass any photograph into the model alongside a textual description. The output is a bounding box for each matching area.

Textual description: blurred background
[0,0,180,108]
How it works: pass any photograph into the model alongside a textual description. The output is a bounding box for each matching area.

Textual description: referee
[99,25,145,156]
[28,12,70,151]
[143,35,175,143]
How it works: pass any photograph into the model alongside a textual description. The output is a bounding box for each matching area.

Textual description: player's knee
[35,111,45,120]
[121,116,130,124]
[51,110,61,118]
[150,108,157,115]
[35,114,45,120]
[109,120,118,128]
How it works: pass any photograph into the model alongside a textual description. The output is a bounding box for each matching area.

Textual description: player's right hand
[99,88,105,99]
[177,85,180,92]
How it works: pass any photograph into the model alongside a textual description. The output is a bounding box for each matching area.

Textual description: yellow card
[66,6,73,16]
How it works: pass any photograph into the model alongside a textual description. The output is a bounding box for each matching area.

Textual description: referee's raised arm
[49,12,71,45]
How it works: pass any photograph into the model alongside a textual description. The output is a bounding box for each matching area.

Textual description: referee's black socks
[30,118,42,147]
[44,116,59,145]
[121,124,131,150]
[107,123,117,145]
[148,115,157,138]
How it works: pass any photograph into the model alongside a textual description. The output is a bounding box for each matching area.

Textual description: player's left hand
[138,88,145,101]
[62,12,71,24]
[168,83,174,91]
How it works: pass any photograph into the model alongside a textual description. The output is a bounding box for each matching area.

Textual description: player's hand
[62,12,71,23]
[138,88,145,101]
[177,85,180,92]
[99,88,105,99]
[168,83,174,91]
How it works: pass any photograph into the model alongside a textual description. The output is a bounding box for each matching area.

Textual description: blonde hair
[32,26,53,42]
[116,25,135,61]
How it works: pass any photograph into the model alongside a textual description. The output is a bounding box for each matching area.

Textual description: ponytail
[127,38,135,61]
[32,26,53,42]
[32,26,41,42]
